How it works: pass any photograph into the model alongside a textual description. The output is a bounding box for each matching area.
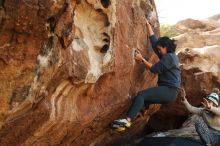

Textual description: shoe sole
[112,121,131,128]
[109,123,129,133]
[114,127,126,132]
[125,123,131,128]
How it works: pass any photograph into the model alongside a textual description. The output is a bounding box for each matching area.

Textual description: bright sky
[155,0,220,24]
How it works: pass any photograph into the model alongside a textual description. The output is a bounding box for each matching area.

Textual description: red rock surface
[0,0,161,145]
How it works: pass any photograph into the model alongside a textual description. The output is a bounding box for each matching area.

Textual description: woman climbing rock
[181,88,220,146]
[110,19,181,132]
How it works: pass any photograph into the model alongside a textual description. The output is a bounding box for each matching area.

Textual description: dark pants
[127,86,178,119]
[195,117,220,146]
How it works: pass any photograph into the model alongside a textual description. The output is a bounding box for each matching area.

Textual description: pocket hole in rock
[47,17,56,32]
[100,44,109,53]
[104,19,110,26]
[103,38,109,43]
[96,9,103,13]
[100,0,111,8]
[103,32,109,37]
[76,0,81,4]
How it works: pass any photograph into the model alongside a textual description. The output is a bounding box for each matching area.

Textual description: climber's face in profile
[156,36,176,55]
[157,45,167,56]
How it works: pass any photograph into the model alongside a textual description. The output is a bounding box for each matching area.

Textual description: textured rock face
[0,0,160,145]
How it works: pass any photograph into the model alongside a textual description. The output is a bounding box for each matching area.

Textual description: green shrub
[160,24,182,38]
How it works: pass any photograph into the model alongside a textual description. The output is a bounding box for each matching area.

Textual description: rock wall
[0,0,160,145]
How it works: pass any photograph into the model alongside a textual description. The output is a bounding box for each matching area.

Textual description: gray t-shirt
[149,35,181,88]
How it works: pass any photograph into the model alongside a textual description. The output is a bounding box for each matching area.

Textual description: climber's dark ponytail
[156,36,177,53]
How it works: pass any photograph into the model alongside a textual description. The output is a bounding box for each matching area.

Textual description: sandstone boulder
[0,0,161,145]
[175,18,216,32]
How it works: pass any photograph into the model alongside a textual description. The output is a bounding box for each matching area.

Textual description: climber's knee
[136,92,144,100]
[136,90,146,97]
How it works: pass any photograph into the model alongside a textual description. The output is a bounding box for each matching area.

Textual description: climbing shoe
[112,118,131,128]
[110,123,126,132]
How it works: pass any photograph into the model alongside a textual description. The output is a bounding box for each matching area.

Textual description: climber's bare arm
[142,58,152,69]
[146,19,161,58]
[183,98,204,115]
[146,20,154,36]
[134,50,152,70]
[181,89,204,115]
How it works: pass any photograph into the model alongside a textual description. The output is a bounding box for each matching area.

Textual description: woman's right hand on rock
[146,19,150,26]
[134,49,143,61]
[145,19,154,36]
